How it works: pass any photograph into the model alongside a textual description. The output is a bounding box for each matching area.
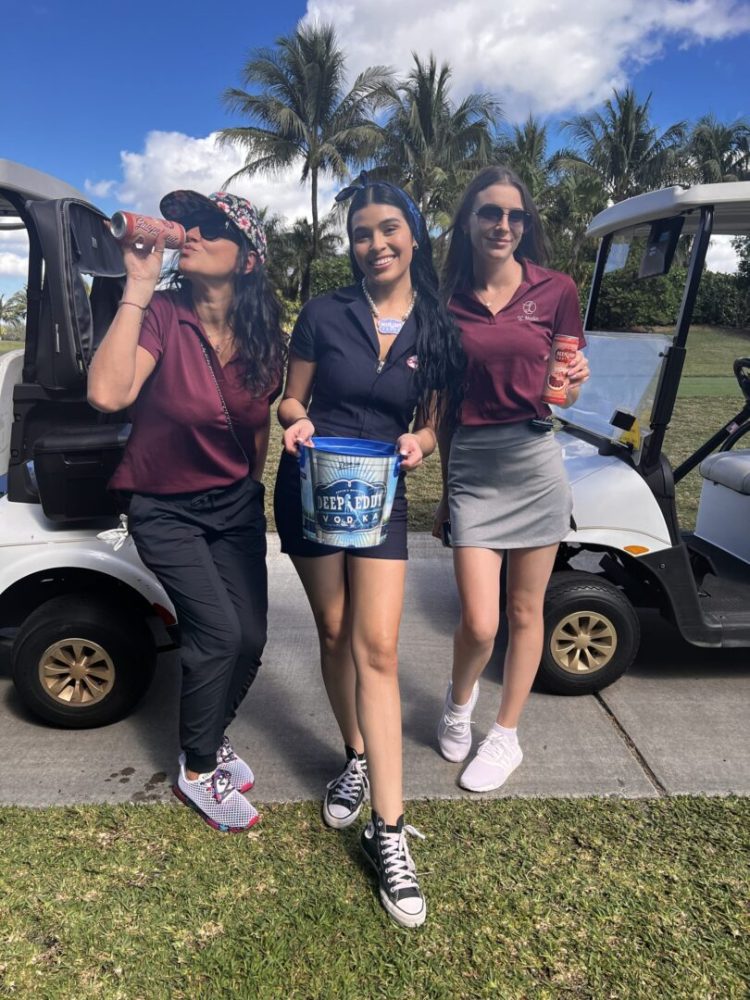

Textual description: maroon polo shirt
[109,290,279,494]
[449,259,586,426]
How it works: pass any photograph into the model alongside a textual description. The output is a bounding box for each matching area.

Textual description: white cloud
[0,229,29,287]
[84,178,117,198]
[706,234,739,274]
[303,0,750,118]
[90,130,341,223]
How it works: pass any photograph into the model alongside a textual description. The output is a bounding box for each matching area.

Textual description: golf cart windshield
[557,213,702,460]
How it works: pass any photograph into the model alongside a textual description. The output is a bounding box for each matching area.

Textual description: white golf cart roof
[0,159,88,221]
[587,182,750,240]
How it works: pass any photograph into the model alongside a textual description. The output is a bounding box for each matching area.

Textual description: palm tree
[495,115,553,209]
[546,171,608,286]
[0,288,26,340]
[561,88,687,199]
[219,23,391,288]
[377,54,501,228]
[686,114,750,183]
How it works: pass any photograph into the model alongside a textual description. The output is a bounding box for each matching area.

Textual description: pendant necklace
[361,278,417,335]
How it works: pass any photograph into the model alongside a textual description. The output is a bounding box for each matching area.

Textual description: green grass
[0,340,24,354]
[0,798,747,999]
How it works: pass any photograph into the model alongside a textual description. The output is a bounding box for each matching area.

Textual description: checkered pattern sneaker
[216,736,255,793]
[361,812,426,928]
[322,751,369,829]
[437,681,479,762]
[173,754,259,832]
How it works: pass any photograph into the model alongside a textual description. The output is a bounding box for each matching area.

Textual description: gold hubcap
[38,638,115,706]
[550,611,618,675]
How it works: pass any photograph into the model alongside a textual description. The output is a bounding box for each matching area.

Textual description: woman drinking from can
[274,176,464,927]
[89,191,285,832]
[433,166,590,792]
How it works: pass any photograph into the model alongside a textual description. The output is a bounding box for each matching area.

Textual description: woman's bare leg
[291,553,362,752]
[450,547,504,705]
[347,556,407,825]
[497,544,559,727]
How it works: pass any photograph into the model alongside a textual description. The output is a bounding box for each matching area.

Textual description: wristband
[118,301,148,312]
[288,415,312,428]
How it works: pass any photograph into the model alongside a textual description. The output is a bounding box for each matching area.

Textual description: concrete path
[0,535,748,807]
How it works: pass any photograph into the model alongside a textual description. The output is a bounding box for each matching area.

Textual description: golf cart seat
[696,449,750,565]
[699,450,750,495]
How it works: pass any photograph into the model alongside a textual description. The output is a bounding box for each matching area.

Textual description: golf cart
[539,182,750,694]
[0,160,175,727]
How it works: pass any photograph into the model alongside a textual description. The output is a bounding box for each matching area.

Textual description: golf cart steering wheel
[735,358,750,402]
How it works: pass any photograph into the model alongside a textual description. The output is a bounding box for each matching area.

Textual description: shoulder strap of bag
[195,334,250,465]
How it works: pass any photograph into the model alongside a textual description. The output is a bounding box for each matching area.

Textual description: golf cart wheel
[12,595,156,728]
[537,572,640,695]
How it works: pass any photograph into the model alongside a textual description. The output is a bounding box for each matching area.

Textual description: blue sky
[2,0,750,294]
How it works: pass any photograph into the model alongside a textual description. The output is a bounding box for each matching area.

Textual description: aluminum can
[110,211,186,250]
[541,334,579,405]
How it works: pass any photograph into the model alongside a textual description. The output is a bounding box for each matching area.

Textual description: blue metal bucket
[299,437,401,548]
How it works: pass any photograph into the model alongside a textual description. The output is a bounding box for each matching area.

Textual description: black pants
[128,477,268,773]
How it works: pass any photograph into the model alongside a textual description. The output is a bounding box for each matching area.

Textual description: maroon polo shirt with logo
[449,259,586,426]
[109,290,279,494]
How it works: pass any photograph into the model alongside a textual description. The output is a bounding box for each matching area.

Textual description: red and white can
[110,211,186,250]
[541,334,579,405]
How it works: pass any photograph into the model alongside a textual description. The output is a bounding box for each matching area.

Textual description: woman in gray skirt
[433,166,590,792]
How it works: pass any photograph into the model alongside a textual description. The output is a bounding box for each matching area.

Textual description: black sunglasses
[472,205,531,229]
[184,214,244,245]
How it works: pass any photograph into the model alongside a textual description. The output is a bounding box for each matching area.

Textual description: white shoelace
[477,731,519,763]
[379,825,425,892]
[442,709,473,735]
[327,758,366,806]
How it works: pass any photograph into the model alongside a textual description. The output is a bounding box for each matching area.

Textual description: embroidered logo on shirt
[519,299,541,322]
[406,355,419,369]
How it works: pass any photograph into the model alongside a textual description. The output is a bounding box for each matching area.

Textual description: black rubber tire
[11,594,156,728]
[537,571,640,695]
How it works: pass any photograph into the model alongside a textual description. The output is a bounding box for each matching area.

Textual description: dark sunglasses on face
[184,214,244,245]
[472,205,531,229]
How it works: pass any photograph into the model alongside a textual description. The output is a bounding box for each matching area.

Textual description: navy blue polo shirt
[290,285,420,443]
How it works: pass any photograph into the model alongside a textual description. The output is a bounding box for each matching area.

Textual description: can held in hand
[110,211,186,251]
[541,334,579,405]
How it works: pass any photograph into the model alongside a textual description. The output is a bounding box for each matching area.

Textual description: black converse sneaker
[322,748,369,829]
[361,811,426,928]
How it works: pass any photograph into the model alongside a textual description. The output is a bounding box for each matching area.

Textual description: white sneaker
[459,731,523,792]
[173,754,259,832]
[437,681,479,762]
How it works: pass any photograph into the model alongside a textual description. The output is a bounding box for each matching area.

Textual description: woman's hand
[283,417,315,456]
[432,494,450,540]
[397,432,424,471]
[568,350,590,388]
[119,235,167,303]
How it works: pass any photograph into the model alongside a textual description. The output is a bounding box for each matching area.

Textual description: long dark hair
[442,165,549,304]
[169,240,286,397]
[346,183,465,419]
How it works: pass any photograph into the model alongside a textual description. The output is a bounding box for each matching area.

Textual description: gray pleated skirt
[448,422,573,549]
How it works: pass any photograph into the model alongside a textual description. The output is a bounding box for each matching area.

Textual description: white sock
[491,722,519,744]
[448,685,474,714]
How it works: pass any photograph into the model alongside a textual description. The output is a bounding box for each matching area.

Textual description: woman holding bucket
[433,165,589,792]
[274,176,464,928]
[89,191,285,832]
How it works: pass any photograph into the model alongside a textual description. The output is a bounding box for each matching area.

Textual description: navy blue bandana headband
[336,171,426,243]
